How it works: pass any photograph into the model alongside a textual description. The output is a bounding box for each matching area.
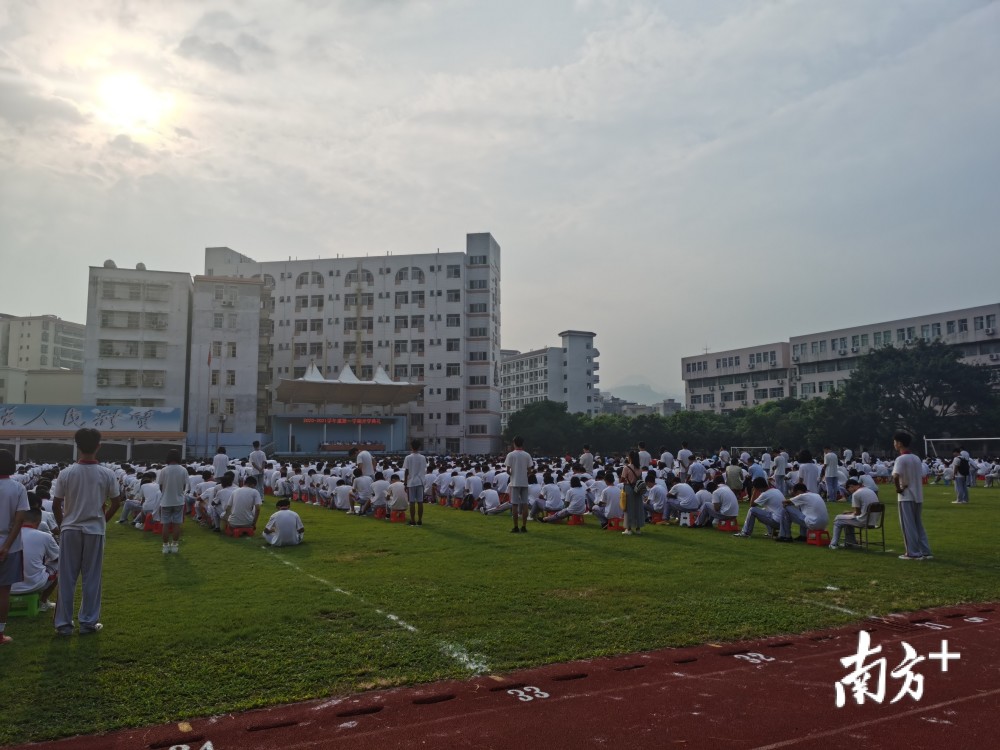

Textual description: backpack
[957,457,970,477]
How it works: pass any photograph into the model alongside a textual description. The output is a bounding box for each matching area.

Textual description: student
[248,441,267,499]
[697,480,739,528]
[665,476,699,521]
[223,476,263,533]
[796,450,821,495]
[263,498,304,547]
[158,449,188,554]
[212,446,230,481]
[137,473,161,530]
[10,508,59,611]
[403,439,427,526]
[333,479,354,513]
[504,436,534,534]
[579,445,595,474]
[643,473,668,521]
[951,448,970,504]
[0,449,30,645]
[350,468,374,515]
[348,446,375,478]
[676,442,693,482]
[830,478,880,548]
[893,432,932,560]
[478,482,503,515]
[386,474,409,518]
[820,446,841,501]
[52,429,122,636]
[775,483,829,542]
[542,476,588,522]
[734,477,784,538]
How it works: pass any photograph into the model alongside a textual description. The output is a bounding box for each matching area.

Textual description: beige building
[0,314,85,371]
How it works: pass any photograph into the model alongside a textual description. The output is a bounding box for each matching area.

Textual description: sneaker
[898,554,923,560]
[0,634,13,645]
[923,554,934,560]
[55,628,73,637]
[733,532,750,538]
[117,519,128,524]
[37,601,55,611]
[170,543,179,553]
[622,529,633,536]
[828,543,840,550]
[520,526,527,533]
[408,521,416,526]
[510,526,520,533]
[162,544,170,554]
[80,623,103,634]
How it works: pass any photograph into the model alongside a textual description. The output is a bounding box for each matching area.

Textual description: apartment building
[682,304,1000,412]
[0,313,85,371]
[82,261,193,419]
[500,330,600,429]
[202,233,503,455]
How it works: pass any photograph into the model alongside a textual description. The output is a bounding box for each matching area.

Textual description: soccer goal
[729,446,771,460]
[925,437,1000,458]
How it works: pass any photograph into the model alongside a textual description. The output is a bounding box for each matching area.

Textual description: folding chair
[856,502,886,552]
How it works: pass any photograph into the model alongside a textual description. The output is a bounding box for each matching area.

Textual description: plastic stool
[679,511,698,527]
[606,517,624,531]
[374,507,387,519]
[807,529,831,546]
[390,510,407,523]
[225,526,255,538]
[650,512,664,525]
[451,498,462,509]
[715,518,740,532]
[546,511,563,524]
[567,514,585,526]
[8,592,40,617]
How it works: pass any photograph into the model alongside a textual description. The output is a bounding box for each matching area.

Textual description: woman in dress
[621,450,644,536]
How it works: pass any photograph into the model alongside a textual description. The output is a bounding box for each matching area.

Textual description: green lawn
[2,484,999,745]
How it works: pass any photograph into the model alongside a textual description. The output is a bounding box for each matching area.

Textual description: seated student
[665,476,700,521]
[830,478,880,548]
[192,470,216,522]
[222,476,263,532]
[435,469,452,506]
[591,471,623,528]
[542,476,588,522]
[316,469,334,507]
[450,470,468,508]
[643,473,668,521]
[117,476,144,525]
[383,473,408,518]
[263,498,305,547]
[775,483,830,542]
[209,474,235,530]
[330,479,353,513]
[478,482,503,515]
[466,470,484,510]
[534,473,563,520]
[30,489,58,535]
[272,469,293,501]
[734,477,785,538]
[687,458,707,488]
[697,480,739,528]
[358,471,390,517]
[135,472,161,528]
[523,474,542,518]
[351,468,375,515]
[304,469,320,505]
[10,508,60,612]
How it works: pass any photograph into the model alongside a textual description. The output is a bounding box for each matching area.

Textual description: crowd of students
[2,429,995,645]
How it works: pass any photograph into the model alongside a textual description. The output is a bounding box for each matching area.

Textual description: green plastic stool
[8,593,40,617]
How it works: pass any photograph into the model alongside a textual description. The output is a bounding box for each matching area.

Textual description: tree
[836,340,999,447]
[502,400,582,456]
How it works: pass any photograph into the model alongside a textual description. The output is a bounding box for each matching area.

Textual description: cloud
[176,34,243,73]
[0,67,85,126]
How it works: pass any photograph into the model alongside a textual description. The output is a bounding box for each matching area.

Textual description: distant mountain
[607,383,669,406]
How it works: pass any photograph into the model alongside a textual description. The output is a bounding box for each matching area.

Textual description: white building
[500,330,600,429]
[1,313,85,371]
[186,276,271,457]
[202,233,503,455]
[682,303,1000,412]
[83,261,193,418]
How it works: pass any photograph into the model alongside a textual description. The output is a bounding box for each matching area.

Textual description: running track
[12,602,998,750]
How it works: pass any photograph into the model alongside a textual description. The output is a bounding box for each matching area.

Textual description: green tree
[502,400,582,456]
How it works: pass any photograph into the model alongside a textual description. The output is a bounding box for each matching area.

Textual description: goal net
[924,437,1000,459]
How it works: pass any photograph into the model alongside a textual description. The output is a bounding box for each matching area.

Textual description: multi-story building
[0,313,85,371]
[186,276,271,457]
[202,233,503,455]
[682,304,1000,412]
[82,261,193,418]
[500,330,600,429]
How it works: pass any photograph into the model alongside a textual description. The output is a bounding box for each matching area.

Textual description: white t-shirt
[403,452,427,488]
[892,453,924,503]
[668,483,699,510]
[158,464,189,508]
[601,483,623,519]
[850,487,880,522]
[579,452,595,473]
[139,483,161,513]
[387,483,409,511]
[755,488,786,522]
[479,488,500,511]
[504,450,533,487]
[677,449,692,469]
[823,452,840,479]
[541,484,564,511]
[790,492,829,529]
[55,462,120,535]
[264,509,303,546]
[352,475,374,501]
[225,487,262,527]
[712,486,740,517]
[0,478,30,555]
[11,527,59,594]
[356,451,375,477]
[646,483,667,512]
[212,454,230,478]
[249,450,267,477]
[798,462,821,493]
[660,452,675,471]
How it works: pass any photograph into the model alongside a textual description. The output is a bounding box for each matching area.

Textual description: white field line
[801,598,859,616]
[267,550,489,673]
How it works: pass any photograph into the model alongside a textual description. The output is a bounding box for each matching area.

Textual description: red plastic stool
[142,515,163,534]
[390,510,407,523]
[451,498,462,509]
[546,511,563,524]
[606,517,624,531]
[567,514,585,526]
[438,497,447,506]
[715,518,739,532]
[225,526,255,538]
[807,529,831,546]
[679,511,698,527]
[650,512,664,525]
[374,507,387,519]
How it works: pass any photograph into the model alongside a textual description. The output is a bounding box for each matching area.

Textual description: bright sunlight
[97,73,174,131]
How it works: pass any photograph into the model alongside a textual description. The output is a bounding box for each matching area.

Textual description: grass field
[2,483,999,745]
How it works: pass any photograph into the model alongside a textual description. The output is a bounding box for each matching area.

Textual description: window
[210,399,219,415]
[446,339,461,352]
[310,319,323,333]
[468,279,487,290]
[359,365,373,379]
[410,315,424,330]
[212,341,222,357]
[446,289,461,302]
[860,334,869,347]
[468,375,487,385]
[395,291,409,306]
[226,370,236,386]
[446,314,461,327]
[394,340,408,355]
[851,335,860,348]
[395,315,409,331]
[811,341,818,354]
[906,327,915,340]
[227,342,237,358]
[469,351,488,361]
[211,370,220,386]
[295,319,308,333]
[469,327,487,337]
[897,328,906,342]
[800,382,816,395]
[931,322,941,338]
[754,388,769,399]
[769,387,784,398]
[947,320,956,334]
[958,318,968,332]
[446,265,461,278]
[974,316,985,331]
[227,313,237,329]
[411,340,424,355]
[468,424,487,435]
[446,363,461,376]
[921,324,931,340]
[987,314,997,329]
[469,255,487,265]
[469,399,487,410]
[225,398,235,415]
[213,313,224,329]
[412,291,425,306]
[410,364,424,379]
[446,413,461,425]
[446,388,460,401]
[818,380,834,393]
[394,364,408,379]
[468,303,487,313]
[344,269,374,286]
[293,366,307,378]
[309,343,323,357]
[296,295,309,310]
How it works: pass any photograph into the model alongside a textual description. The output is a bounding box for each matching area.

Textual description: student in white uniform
[403,440,428,526]
[212,447,230,481]
[223,477,263,532]
[541,476,588,522]
[1,450,31,644]
[263,498,304,546]
[478,483,504,515]
[697,481,739,528]
[10,508,60,611]
[734,477,784,538]
[796,450,822,494]
[893,432,932,560]
[775,484,829,542]
[830,479,880,548]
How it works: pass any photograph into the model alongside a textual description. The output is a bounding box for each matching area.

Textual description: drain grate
[247,720,299,733]
[867,618,920,633]
[551,672,588,682]
[412,694,456,705]
[336,705,383,718]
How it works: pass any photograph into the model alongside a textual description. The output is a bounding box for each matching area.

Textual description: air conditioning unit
[221,300,233,307]
[747,363,755,370]
[751,382,758,387]
[987,328,996,335]
[770,360,777,366]
[753,399,759,405]
[740,383,748,388]
[97,378,108,386]
[741,400,748,406]
[152,379,163,387]
[777,379,785,385]
[791,355,800,362]
[990,353,999,361]
[851,346,859,353]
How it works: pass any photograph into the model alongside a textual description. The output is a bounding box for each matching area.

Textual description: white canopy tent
[275,363,424,409]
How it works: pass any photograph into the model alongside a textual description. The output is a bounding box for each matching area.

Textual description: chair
[854,503,886,552]
[567,514,585,526]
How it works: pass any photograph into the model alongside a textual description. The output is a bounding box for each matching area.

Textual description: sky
[2,0,999,399]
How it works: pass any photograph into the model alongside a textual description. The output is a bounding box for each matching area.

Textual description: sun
[97,73,174,131]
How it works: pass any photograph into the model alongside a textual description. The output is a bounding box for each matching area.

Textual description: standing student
[249,441,267,499]
[821,446,840,501]
[893,432,932,560]
[53,428,122,636]
[212,446,230,481]
[620,451,644,536]
[158,449,188,554]
[0,449,30,645]
[579,445,595,474]
[503,436,534,533]
[403,439,427,526]
[951,448,970,504]
[349,446,375,478]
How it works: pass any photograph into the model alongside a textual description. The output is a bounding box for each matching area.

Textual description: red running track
[12,602,999,750]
